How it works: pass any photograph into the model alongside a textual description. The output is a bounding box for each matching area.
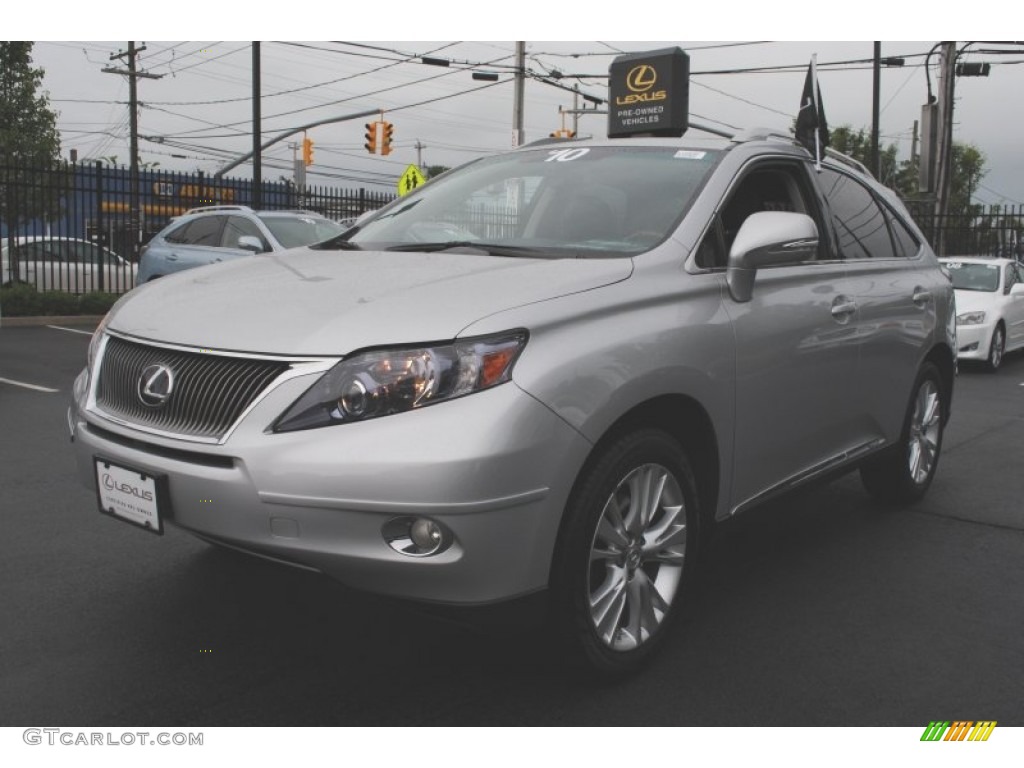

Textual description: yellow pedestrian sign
[398,164,426,196]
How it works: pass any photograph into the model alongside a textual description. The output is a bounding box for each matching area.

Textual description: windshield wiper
[312,233,362,251]
[384,241,547,258]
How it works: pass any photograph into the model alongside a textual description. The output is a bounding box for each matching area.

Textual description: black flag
[796,58,829,166]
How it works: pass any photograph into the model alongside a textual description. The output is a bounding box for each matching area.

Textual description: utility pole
[910,118,919,194]
[871,42,881,178]
[102,42,163,262]
[572,86,579,136]
[513,41,525,147]
[933,41,957,255]
[415,140,425,169]
[252,42,262,209]
[911,119,919,166]
[291,142,305,195]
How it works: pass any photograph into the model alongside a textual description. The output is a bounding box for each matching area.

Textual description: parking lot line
[0,377,59,393]
[46,325,93,336]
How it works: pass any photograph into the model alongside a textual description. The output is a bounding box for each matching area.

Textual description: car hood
[108,248,633,355]
[953,288,998,314]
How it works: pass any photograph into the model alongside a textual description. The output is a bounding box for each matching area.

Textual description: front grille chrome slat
[95,337,293,441]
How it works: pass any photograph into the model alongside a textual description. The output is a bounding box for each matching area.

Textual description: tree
[424,165,450,180]
[829,123,988,214]
[948,143,986,217]
[0,42,61,164]
[828,125,899,188]
[1,42,65,263]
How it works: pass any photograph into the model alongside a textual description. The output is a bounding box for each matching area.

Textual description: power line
[141,42,462,107]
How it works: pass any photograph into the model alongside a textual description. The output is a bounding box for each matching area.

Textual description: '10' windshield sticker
[545,148,590,162]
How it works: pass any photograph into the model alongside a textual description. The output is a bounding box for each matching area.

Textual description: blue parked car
[137,205,348,284]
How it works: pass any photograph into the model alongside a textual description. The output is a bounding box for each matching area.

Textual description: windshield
[259,214,347,249]
[944,261,1001,292]
[348,145,721,258]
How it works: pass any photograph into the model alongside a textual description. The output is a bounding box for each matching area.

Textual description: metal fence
[1,161,395,294]
[902,201,1024,259]
[5,160,1024,296]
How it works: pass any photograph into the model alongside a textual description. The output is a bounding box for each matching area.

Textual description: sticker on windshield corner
[674,150,707,160]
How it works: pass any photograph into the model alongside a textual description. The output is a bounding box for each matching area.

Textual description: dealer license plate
[95,458,163,535]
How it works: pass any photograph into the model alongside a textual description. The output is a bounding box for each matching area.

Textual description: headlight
[956,311,986,326]
[273,330,528,432]
[87,311,113,370]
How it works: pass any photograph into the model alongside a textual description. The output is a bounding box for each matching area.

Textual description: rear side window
[819,167,896,260]
[166,216,224,246]
[888,211,920,258]
[18,243,64,262]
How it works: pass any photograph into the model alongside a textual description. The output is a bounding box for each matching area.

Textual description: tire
[551,429,700,675]
[860,362,944,504]
[986,324,1005,372]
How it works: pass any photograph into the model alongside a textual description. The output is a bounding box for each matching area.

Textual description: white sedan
[941,257,1024,371]
[1,237,137,294]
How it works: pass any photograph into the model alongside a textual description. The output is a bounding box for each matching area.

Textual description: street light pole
[214,108,382,178]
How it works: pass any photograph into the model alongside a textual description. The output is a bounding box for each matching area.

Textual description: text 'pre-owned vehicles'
[940,256,1024,371]
[69,124,955,674]
[135,205,349,284]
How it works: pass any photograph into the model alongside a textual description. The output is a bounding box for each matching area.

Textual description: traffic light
[364,121,378,154]
[302,136,314,166]
[381,121,394,156]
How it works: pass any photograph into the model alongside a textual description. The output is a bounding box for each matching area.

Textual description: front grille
[95,336,292,440]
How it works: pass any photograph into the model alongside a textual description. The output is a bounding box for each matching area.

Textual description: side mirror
[237,235,264,253]
[726,211,819,303]
[1009,283,1024,297]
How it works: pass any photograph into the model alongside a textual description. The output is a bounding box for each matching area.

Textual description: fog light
[382,516,452,557]
[410,518,442,550]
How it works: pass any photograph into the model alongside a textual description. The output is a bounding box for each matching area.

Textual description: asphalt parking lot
[1,322,1022,726]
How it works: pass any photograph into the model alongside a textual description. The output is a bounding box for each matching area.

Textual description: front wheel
[860,363,944,504]
[551,429,700,675]
[986,324,1005,372]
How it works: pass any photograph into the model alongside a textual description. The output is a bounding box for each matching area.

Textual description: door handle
[831,297,857,320]
[912,288,931,307]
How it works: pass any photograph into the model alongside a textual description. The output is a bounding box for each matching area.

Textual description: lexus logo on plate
[137,364,175,407]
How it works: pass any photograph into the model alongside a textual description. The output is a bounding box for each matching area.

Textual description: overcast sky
[20,13,1024,206]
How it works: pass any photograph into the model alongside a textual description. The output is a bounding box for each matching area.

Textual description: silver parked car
[70,129,955,673]
[136,205,348,284]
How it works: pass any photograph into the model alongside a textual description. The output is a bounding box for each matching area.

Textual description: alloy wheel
[587,463,687,651]
[907,379,941,486]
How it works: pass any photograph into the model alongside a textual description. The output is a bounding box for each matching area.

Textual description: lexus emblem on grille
[137,364,175,407]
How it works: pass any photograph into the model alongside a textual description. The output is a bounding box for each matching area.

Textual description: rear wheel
[552,429,699,674]
[860,362,944,504]
[986,324,1005,372]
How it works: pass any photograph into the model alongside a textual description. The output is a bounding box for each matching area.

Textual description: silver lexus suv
[70,129,955,673]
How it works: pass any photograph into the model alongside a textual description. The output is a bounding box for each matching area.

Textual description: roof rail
[823,148,872,177]
[729,126,793,144]
[183,204,253,215]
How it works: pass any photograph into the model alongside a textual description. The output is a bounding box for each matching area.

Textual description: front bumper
[70,366,592,605]
[955,322,995,361]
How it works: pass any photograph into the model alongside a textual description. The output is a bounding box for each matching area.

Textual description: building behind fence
[1,161,395,293]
